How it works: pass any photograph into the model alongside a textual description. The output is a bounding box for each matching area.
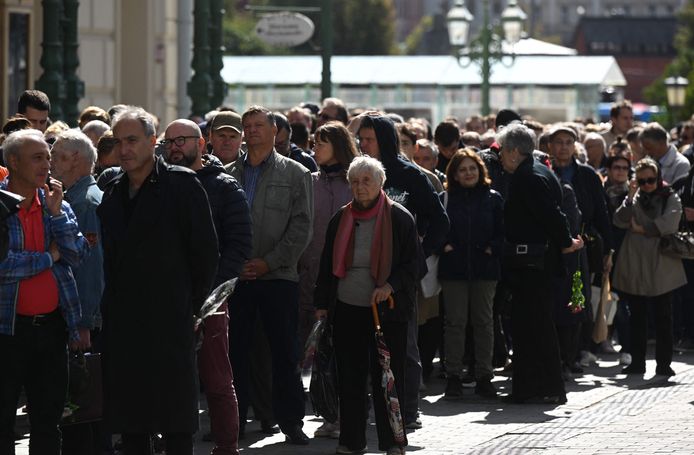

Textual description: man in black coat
[496,123,583,404]
[163,118,252,455]
[98,107,219,455]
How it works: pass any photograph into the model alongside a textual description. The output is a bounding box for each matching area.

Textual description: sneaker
[335,445,367,454]
[314,421,340,439]
[619,352,632,366]
[598,340,617,354]
[474,379,497,398]
[579,350,598,367]
[460,372,476,388]
[405,417,422,429]
[444,375,463,400]
[674,339,694,353]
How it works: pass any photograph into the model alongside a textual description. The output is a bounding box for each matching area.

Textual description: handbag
[660,203,694,260]
[421,192,448,298]
[61,352,103,426]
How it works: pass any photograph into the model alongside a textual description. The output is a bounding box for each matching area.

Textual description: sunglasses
[637,177,657,186]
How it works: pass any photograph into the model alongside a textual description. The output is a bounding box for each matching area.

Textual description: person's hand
[603,254,613,274]
[562,236,584,254]
[371,283,393,306]
[43,179,63,216]
[684,207,694,222]
[315,309,328,320]
[48,241,60,263]
[443,244,454,253]
[484,246,492,255]
[240,258,270,280]
[627,178,639,199]
[630,218,646,234]
[69,328,91,351]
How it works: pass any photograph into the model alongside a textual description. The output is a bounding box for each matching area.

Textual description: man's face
[414,146,436,172]
[317,105,340,127]
[499,144,519,173]
[9,137,51,189]
[242,113,277,150]
[358,127,380,160]
[163,123,202,168]
[436,141,458,160]
[274,128,291,155]
[640,137,667,159]
[607,158,630,184]
[209,128,243,165]
[112,119,155,175]
[22,107,49,132]
[49,146,77,183]
[612,108,633,134]
[549,132,575,164]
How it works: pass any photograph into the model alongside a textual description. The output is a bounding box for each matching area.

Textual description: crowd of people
[1,89,694,455]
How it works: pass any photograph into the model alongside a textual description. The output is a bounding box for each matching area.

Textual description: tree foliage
[645,0,694,124]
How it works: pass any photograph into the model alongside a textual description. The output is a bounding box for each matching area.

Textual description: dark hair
[273,112,291,135]
[2,115,32,135]
[242,105,275,126]
[396,123,417,145]
[290,122,309,148]
[314,121,360,168]
[434,121,460,148]
[639,122,668,144]
[610,100,633,119]
[17,90,50,114]
[96,130,117,159]
[79,106,111,127]
[608,136,631,158]
[605,154,630,169]
[445,149,491,189]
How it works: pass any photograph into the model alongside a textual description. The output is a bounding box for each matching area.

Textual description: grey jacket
[612,190,686,296]
[226,150,313,282]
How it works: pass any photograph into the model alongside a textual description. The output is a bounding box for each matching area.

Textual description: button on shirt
[16,192,59,316]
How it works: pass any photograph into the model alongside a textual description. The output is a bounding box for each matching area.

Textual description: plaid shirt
[0,185,89,341]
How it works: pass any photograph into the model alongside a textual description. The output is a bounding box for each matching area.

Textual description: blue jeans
[0,313,68,455]
[228,280,304,431]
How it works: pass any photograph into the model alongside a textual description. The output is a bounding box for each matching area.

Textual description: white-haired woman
[315,156,419,455]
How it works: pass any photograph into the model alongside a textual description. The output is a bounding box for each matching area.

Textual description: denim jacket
[226,150,313,282]
[65,175,104,329]
[0,184,89,341]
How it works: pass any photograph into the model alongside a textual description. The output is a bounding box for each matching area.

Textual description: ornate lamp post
[446,0,526,116]
[664,75,688,123]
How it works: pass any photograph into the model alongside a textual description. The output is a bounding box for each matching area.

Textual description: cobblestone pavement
[14,349,694,454]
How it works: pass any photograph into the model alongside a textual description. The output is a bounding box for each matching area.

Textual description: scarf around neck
[332,190,393,288]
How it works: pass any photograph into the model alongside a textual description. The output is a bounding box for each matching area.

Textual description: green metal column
[320,0,332,100]
[188,0,213,117]
[62,0,85,126]
[35,0,66,121]
[209,0,227,109]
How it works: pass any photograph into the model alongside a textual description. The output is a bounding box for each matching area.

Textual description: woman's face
[635,168,658,194]
[313,136,338,166]
[350,171,382,206]
[608,159,630,184]
[455,157,480,188]
[399,134,415,160]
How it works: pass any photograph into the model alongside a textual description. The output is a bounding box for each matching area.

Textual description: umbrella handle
[372,296,395,330]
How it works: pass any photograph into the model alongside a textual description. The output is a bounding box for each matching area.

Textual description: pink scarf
[332,190,393,287]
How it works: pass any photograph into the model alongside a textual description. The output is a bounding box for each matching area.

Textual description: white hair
[82,119,111,138]
[3,129,46,166]
[52,129,98,167]
[347,155,386,188]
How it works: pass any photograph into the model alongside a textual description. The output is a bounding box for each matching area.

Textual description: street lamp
[447,0,527,116]
[664,76,688,121]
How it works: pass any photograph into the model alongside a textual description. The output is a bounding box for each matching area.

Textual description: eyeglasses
[611,165,629,171]
[319,113,336,121]
[159,135,200,149]
[637,177,657,186]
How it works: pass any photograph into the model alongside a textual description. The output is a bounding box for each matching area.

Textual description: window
[8,12,30,118]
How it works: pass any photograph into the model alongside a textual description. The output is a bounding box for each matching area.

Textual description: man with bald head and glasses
[162,118,251,455]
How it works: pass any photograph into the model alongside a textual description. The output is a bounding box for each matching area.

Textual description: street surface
[14,348,694,454]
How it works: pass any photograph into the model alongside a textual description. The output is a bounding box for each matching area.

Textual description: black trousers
[0,313,68,455]
[509,269,565,400]
[228,280,305,431]
[627,292,673,369]
[333,301,407,452]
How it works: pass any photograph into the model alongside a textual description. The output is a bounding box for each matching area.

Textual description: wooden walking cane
[592,260,612,344]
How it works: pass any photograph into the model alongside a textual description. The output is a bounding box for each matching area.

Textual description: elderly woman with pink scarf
[315,156,420,455]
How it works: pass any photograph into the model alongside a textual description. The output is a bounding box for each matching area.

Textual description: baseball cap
[210,111,242,133]
[548,124,577,141]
